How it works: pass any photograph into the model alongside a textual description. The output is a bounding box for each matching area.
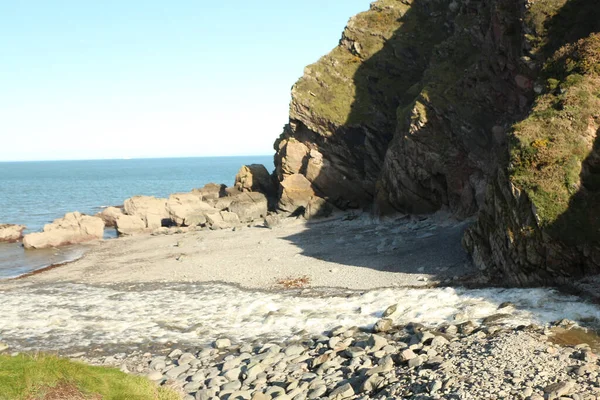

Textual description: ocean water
[0,156,273,278]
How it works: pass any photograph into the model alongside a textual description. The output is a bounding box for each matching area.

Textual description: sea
[0,155,273,279]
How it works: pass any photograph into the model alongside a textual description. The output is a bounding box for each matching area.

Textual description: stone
[304,196,333,219]
[165,364,190,379]
[264,214,281,229]
[23,212,104,249]
[285,344,305,356]
[228,192,269,223]
[166,192,217,226]
[234,164,276,197]
[367,334,388,352]
[0,224,26,242]
[400,349,417,361]
[147,370,163,381]
[382,304,398,317]
[278,174,315,214]
[329,383,354,399]
[96,207,123,228]
[195,388,218,400]
[544,381,575,398]
[115,215,147,235]
[373,318,393,333]
[215,338,231,349]
[123,195,169,228]
[307,385,327,399]
[221,211,241,225]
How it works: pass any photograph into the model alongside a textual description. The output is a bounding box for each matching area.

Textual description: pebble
[57,317,600,400]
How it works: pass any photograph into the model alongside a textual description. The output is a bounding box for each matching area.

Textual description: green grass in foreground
[0,353,180,400]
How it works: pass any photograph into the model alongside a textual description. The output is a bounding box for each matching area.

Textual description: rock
[215,338,231,349]
[264,214,281,229]
[234,164,276,197]
[147,370,163,381]
[382,304,398,317]
[304,196,334,219]
[307,385,327,399]
[123,195,169,228]
[115,215,147,236]
[278,174,315,214]
[221,211,241,226]
[165,364,190,379]
[400,349,417,362]
[195,388,218,400]
[23,212,104,249]
[0,342,9,352]
[228,192,269,223]
[166,192,216,226]
[329,383,354,399]
[373,318,393,333]
[193,183,227,204]
[544,380,575,398]
[96,207,123,228]
[0,224,26,242]
[367,334,388,352]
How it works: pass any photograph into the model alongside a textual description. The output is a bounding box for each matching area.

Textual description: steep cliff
[274,0,600,285]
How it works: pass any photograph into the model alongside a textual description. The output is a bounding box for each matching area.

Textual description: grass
[291,0,447,130]
[509,33,600,240]
[0,353,180,400]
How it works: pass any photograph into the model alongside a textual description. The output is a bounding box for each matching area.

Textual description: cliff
[273,0,600,285]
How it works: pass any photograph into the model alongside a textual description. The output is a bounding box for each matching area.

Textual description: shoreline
[2,213,600,398]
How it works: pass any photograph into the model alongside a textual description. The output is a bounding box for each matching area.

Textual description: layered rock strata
[274,0,600,284]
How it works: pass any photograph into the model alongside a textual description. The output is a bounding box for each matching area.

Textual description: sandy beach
[1,212,474,291]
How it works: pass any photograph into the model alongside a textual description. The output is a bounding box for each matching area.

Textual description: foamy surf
[0,283,599,354]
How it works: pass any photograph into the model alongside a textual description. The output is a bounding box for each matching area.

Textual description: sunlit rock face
[273,0,600,284]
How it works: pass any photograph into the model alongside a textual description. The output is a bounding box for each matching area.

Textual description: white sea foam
[0,283,599,352]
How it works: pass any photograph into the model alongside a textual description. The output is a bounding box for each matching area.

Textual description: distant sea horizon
[0,155,274,278]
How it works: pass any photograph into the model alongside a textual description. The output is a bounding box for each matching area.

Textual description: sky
[0,0,371,161]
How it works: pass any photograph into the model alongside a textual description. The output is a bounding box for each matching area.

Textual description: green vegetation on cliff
[510,30,600,241]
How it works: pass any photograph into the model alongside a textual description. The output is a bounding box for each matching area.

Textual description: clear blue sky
[0,0,370,161]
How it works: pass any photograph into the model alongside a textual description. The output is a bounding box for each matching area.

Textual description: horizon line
[0,154,275,163]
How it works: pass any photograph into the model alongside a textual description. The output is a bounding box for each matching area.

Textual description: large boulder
[166,193,217,226]
[115,215,147,236]
[96,206,124,228]
[23,212,104,249]
[234,164,276,197]
[192,183,227,204]
[0,224,26,243]
[123,196,169,228]
[228,192,269,223]
[278,174,315,214]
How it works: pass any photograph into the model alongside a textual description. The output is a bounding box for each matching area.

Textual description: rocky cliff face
[274,0,600,285]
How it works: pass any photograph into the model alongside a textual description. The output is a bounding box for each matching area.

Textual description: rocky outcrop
[123,196,169,230]
[115,215,147,236]
[166,193,217,227]
[227,192,268,223]
[273,0,600,284]
[192,183,227,205]
[234,164,276,197]
[23,212,104,249]
[275,0,526,214]
[96,207,124,228]
[0,224,26,243]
